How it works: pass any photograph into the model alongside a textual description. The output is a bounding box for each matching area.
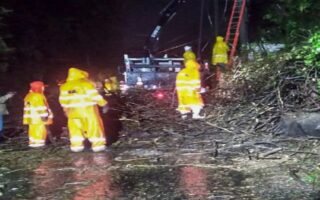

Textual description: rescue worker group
[22,36,229,152]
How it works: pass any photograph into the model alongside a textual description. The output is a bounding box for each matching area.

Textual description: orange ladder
[225,0,247,65]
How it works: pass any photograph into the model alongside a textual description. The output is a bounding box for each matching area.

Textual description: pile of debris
[1,56,320,198]
[111,58,320,198]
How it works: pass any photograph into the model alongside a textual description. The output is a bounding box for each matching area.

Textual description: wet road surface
[0,143,254,200]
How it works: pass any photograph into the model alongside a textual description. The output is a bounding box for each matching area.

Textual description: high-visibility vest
[211,38,229,65]
[110,76,119,91]
[104,80,113,95]
[59,79,106,112]
[176,67,203,111]
[23,92,53,125]
[176,68,201,92]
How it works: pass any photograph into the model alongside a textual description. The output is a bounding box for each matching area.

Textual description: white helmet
[184,45,192,51]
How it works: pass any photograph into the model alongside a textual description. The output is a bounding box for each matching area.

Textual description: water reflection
[71,153,120,200]
[32,153,120,199]
[180,166,209,200]
[33,160,70,198]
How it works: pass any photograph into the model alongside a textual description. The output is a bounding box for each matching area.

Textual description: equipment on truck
[119,0,188,92]
[145,0,187,54]
[121,54,184,91]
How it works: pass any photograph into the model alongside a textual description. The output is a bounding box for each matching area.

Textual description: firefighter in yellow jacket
[104,76,120,96]
[104,78,113,96]
[59,68,107,152]
[23,81,53,147]
[211,36,229,89]
[176,60,204,119]
[110,76,119,92]
[211,36,229,65]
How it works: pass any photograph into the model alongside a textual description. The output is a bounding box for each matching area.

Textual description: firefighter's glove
[102,105,109,114]
[46,118,53,125]
[199,87,206,93]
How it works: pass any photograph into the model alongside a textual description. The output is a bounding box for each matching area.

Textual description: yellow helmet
[216,36,224,42]
[67,68,89,81]
[110,76,118,82]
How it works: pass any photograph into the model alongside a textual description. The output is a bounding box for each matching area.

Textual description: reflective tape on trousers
[23,113,49,118]
[23,106,48,111]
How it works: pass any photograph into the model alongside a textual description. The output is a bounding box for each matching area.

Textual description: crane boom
[145,0,187,54]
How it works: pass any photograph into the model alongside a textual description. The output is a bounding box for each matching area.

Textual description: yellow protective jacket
[104,79,113,95]
[211,36,229,65]
[59,68,107,151]
[104,76,119,95]
[110,76,119,91]
[23,92,53,125]
[183,50,196,64]
[59,68,107,118]
[176,60,203,112]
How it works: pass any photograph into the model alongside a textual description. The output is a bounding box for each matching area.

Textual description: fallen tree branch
[259,147,283,158]
[205,121,234,133]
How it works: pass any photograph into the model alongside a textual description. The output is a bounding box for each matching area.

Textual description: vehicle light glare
[155,92,164,99]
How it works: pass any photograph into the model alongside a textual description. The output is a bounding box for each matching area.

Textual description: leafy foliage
[261,0,320,44]
[303,167,320,188]
[289,29,319,68]
[302,30,320,67]
[259,1,320,68]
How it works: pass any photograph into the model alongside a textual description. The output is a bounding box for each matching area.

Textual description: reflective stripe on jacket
[59,82,106,109]
[23,92,53,125]
[176,60,203,112]
[59,68,107,118]
[59,68,107,151]
[211,36,229,65]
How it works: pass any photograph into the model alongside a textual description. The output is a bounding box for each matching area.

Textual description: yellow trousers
[28,124,47,147]
[68,116,106,152]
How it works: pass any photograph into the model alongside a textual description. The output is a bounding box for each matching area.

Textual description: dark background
[2,0,268,84]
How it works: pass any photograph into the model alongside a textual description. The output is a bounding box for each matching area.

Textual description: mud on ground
[1,89,320,199]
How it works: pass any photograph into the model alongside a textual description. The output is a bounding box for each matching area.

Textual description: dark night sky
[2,0,267,82]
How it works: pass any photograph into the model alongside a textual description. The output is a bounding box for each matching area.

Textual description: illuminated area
[156,92,164,99]
[0,0,320,199]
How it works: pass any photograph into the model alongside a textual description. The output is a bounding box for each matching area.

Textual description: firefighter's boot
[179,111,189,119]
[192,106,204,119]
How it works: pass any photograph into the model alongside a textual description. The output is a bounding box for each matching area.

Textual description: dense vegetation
[258,0,320,68]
